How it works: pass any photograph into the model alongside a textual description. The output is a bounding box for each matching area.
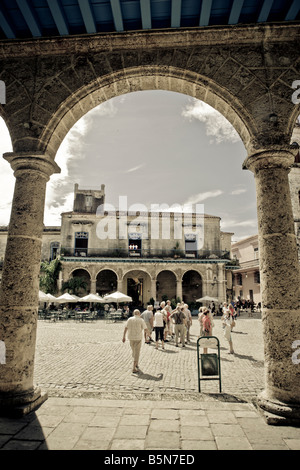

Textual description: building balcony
[59,247,232,261]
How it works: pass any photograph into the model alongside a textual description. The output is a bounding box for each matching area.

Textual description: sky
[0,90,258,242]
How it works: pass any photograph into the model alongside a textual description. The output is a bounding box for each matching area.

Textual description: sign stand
[197,336,222,393]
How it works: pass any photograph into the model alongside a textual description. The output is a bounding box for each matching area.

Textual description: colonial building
[0,183,234,307]
[231,234,260,304]
[58,184,234,307]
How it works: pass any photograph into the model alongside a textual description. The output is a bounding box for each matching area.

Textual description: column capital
[3,152,60,179]
[242,147,296,173]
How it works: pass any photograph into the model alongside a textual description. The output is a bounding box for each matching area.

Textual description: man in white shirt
[122,309,148,373]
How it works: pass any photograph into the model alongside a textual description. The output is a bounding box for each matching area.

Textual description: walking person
[141,305,154,343]
[164,300,173,340]
[122,309,149,373]
[198,306,214,337]
[171,304,186,347]
[153,307,166,350]
[183,303,192,343]
[228,303,236,330]
[200,308,212,354]
[221,306,234,354]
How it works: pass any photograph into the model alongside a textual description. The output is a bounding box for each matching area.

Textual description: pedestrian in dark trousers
[171,304,186,347]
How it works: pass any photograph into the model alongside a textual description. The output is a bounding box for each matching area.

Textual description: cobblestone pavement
[34,313,265,401]
[1,312,300,451]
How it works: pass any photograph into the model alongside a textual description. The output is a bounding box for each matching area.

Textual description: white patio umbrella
[46,293,58,303]
[39,290,48,302]
[103,291,132,309]
[78,293,105,303]
[196,296,219,303]
[55,293,80,303]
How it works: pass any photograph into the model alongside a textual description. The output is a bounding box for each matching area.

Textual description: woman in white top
[154,309,166,350]
[221,307,234,354]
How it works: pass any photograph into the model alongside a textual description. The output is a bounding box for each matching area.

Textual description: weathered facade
[1,183,233,306]
[0,22,299,423]
[58,184,232,306]
[232,234,261,304]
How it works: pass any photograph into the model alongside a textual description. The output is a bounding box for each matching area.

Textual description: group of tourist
[122,300,237,373]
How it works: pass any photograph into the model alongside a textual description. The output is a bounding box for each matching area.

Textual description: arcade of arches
[62,267,205,307]
[0,24,299,424]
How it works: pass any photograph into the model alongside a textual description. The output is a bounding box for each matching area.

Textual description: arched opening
[40,67,255,161]
[182,270,202,304]
[64,268,91,296]
[1,46,299,421]
[122,269,151,309]
[156,270,177,302]
[96,269,118,297]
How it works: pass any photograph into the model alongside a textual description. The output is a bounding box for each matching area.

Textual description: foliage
[62,276,87,296]
[39,258,62,295]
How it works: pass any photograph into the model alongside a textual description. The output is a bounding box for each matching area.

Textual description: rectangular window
[50,242,60,260]
[185,235,197,258]
[254,271,260,284]
[75,232,88,256]
[128,233,141,257]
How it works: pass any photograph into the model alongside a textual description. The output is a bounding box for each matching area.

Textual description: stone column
[117,278,123,292]
[150,278,156,301]
[0,152,60,416]
[217,263,225,302]
[176,278,182,301]
[90,279,97,294]
[244,148,300,425]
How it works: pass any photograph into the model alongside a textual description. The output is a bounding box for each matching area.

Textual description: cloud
[182,99,240,144]
[184,190,223,205]
[44,99,120,225]
[125,164,145,173]
[230,188,247,195]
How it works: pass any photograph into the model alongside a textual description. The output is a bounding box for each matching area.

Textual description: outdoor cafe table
[75,311,89,321]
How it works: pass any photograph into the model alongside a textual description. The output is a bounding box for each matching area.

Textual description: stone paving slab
[0,314,299,451]
[0,396,299,451]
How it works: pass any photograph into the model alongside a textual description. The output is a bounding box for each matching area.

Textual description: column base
[257,391,300,426]
[0,387,48,418]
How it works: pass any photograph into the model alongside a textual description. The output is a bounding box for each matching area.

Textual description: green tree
[39,258,62,295]
[62,277,87,296]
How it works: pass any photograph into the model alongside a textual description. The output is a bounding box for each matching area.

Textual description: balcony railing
[60,247,231,260]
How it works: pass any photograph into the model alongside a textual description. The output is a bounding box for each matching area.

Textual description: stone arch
[38,66,257,160]
[182,269,203,304]
[96,269,118,297]
[156,269,177,302]
[68,268,91,295]
[69,266,92,279]
[96,267,119,280]
[122,268,152,307]
[156,267,179,282]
